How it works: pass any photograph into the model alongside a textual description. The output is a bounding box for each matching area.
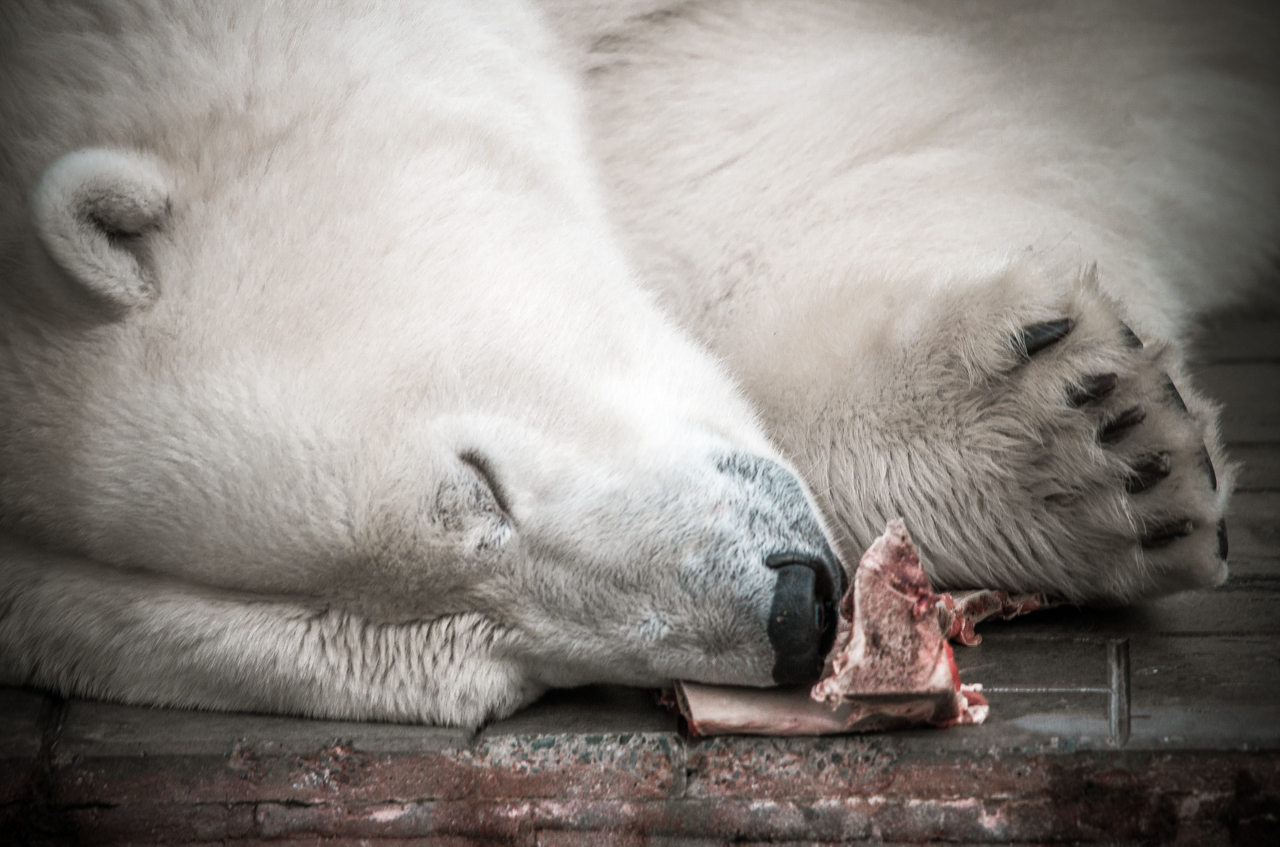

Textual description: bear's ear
[30,149,170,311]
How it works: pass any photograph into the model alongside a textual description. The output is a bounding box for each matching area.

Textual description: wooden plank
[977,588,1280,637]
[1126,636,1280,749]
[1195,362,1280,444]
[1227,492,1280,566]
[0,687,47,805]
[482,684,679,736]
[1224,558,1280,580]
[55,698,473,758]
[953,636,1109,690]
[1130,636,1280,707]
[1228,443,1280,492]
[1191,318,1280,365]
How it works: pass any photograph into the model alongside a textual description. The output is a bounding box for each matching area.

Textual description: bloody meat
[673,519,1053,736]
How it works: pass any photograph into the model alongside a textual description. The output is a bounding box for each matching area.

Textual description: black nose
[766,554,841,685]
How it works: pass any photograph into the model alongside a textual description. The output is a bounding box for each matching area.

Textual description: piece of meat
[672,519,1049,737]
[935,588,1058,646]
[808,519,987,729]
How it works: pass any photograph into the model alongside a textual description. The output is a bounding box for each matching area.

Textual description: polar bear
[0,1,845,727]
[2,1,1277,728]
[543,0,1280,603]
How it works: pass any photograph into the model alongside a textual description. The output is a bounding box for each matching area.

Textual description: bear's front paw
[974,281,1230,601]
[808,266,1233,604]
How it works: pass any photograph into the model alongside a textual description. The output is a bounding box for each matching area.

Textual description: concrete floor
[3,307,1278,846]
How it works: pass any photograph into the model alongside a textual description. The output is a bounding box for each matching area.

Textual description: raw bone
[673,520,1050,737]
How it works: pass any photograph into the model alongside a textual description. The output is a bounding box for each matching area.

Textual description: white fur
[30,148,169,309]
[551,0,1279,602]
[1,1,1276,725]
[0,0,838,726]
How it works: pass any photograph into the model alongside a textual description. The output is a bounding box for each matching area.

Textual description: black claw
[1218,518,1229,560]
[1164,378,1188,413]
[1199,444,1218,491]
[1100,406,1146,444]
[1126,452,1172,494]
[1019,318,1075,358]
[1069,373,1118,406]
[1142,519,1195,549]
[1119,321,1143,348]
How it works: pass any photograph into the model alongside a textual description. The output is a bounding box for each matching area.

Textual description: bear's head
[0,2,842,725]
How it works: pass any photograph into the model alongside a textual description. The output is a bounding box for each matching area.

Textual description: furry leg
[0,535,539,728]
[766,263,1232,603]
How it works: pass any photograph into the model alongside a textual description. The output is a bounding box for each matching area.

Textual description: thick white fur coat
[1,0,1277,726]
[551,0,1279,599]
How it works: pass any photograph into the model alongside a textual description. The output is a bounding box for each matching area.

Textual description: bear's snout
[700,452,843,687]
[766,553,841,685]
